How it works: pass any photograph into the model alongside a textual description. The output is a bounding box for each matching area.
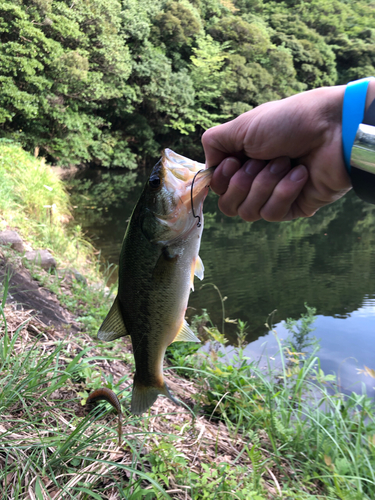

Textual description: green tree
[0,0,134,166]
[1,0,375,167]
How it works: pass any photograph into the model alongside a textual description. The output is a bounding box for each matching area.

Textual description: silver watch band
[351,123,375,175]
[350,99,375,204]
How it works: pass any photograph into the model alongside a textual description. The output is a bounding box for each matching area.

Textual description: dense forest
[1,0,375,167]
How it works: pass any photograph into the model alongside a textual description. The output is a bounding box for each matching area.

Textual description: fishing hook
[191,169,205,227]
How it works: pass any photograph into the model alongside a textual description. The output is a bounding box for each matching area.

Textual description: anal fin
[97,296,128,341]
[173,320,200,343]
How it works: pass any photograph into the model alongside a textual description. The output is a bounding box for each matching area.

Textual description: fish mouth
[190,167,214,197]
[163,149,206,177]
[148,149,213,243]
[162,149,213,208]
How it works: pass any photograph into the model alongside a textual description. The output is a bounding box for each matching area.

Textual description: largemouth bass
[97,149,213,414]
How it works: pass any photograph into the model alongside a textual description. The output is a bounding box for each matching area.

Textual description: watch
[350,100,375,204]
[342,77,375,204]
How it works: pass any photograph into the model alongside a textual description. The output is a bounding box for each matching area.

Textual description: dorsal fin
[173,320,200,343]
[97,296,128,341]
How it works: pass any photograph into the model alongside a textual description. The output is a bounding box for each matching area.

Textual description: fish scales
[97,149,213,414]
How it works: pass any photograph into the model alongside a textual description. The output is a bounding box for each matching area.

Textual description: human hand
[202,85,352,221]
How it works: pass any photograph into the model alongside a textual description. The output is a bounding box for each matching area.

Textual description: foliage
[2,225,375,498]
[147,447,267,500]
[0,140,95,271]
[285,303,317,354]
[168,306,375,498]
[1,0,375,166]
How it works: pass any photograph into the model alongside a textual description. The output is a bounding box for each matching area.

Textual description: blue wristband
[342,77,374,173]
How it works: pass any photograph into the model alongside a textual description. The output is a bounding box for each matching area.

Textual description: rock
[24,250,57,270]
[51,164,80,180]
[0,230,25,253]
[0,259,78,328]
[71,269,87,285]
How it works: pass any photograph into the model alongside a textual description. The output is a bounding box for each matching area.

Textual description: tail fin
[131,375,180,414]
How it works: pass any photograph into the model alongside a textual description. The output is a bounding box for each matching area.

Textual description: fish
[97,149,213,414]
[86,388,122,446]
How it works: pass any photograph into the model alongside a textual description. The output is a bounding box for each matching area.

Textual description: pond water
[69,168,375,397]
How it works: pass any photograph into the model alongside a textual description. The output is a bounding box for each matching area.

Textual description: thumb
[202,102,297,167]
[202,118,250,168]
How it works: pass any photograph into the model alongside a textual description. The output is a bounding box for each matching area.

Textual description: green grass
[2,270,375,498]
[0,139,95,272]
[0,278,170,499]
[167,306,375,499]
[1,142,374,498]
[0,291,266,499]
[23,257,117,335]
[0,139,118,335]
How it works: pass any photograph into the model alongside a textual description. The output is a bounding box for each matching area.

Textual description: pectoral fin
[194,255,204,280]
[190,255,205,291]
[173,320,200,343]
[97,296,128,341]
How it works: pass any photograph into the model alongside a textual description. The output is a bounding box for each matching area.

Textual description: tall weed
[0,141,94,271]
[168,305,375,498]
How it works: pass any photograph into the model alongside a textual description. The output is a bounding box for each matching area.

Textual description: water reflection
[69,169,375,394]
[243,305,375,397]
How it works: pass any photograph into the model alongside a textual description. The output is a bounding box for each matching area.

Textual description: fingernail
[270,158,289,174]
[222,158,240,177]
[290,165,306,182]
[245,159,262,176]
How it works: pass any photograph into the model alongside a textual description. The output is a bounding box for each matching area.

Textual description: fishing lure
[86,388,122,446]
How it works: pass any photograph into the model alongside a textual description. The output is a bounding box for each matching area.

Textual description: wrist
[342,78,374,173]
[318,85,351,191]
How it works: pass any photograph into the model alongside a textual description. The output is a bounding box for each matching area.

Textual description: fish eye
[149,176,161,189]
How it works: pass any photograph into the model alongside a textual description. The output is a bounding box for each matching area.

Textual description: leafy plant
[285,304,317,355]
[2,0,373,165]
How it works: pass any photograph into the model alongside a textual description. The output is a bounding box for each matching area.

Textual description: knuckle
[201,127,218,148]
[259,208,282,222]
[296,198,319,218]
[218,197,237,217]
[251,178,272,199]
[273,187,293,202]
[237,204,259,222]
